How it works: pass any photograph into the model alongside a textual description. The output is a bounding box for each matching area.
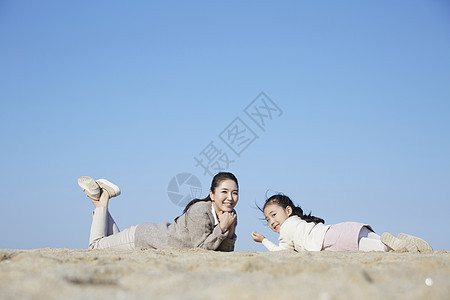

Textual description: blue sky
[1,1,449,251]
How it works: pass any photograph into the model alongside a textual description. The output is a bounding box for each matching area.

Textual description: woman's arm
[217,218,237,252]
[185,205,229,250]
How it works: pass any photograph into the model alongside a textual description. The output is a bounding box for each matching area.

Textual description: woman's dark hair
[261,194,325,224]
[174,172,238,222]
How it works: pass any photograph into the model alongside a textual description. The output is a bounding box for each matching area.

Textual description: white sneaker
[77,176,101,200]
[96,179,121,198]
[381,232,418,253]
[397,233,433,252]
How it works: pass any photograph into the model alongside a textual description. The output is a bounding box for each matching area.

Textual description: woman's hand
[251,232,265,243]
[218,211,236,233]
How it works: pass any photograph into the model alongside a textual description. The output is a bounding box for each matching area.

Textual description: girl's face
[264,203,292,233]
[210,179,239,213]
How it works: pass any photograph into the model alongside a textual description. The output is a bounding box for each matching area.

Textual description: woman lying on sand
[78,172,238,251]
[251,194,432,252]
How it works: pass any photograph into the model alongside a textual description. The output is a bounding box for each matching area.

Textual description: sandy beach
[0,248,448,299]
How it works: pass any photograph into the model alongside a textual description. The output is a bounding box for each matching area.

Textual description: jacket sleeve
[216,217,237,252]
[262,238,281,251]
[262,219,296,252]
[185,204,229,250]
[262,237,293,251]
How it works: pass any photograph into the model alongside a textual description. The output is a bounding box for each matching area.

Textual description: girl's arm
[262,238,283,251]
[251,232,279,251]
[251,232,293,251]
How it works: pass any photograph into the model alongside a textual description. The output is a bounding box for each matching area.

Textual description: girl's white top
[262,215,331,252]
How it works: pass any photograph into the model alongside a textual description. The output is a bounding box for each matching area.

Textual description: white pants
[358,226,388,252]
[89,207,136,250]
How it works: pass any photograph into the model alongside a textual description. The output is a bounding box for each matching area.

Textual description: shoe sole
[77,176,100,199]
[96,179,121,198]
[381,232,418,253]
[397,233,433,252]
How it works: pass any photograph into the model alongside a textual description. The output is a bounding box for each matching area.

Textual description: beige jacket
[262,216,330,252]
[135,201,237,251]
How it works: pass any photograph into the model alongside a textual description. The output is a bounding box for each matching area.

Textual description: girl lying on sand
[78,172,238,251]
[251,194,432,252]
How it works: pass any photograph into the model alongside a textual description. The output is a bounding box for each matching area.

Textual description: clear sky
[1,1,449,251]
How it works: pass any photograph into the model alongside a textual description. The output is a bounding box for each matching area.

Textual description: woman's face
[264,203,292,233]
[210,179,239,213]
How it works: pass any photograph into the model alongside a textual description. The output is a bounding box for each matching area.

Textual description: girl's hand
[251,232,265,243]
[218,211,236,233]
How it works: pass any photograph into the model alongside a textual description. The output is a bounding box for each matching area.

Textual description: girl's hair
[262,194,325,224]
[174,172,238,222]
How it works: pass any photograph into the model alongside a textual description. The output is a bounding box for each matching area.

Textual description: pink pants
[322,222,388,252]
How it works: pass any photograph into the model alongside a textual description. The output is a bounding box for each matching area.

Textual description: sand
[0,248,448,299]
